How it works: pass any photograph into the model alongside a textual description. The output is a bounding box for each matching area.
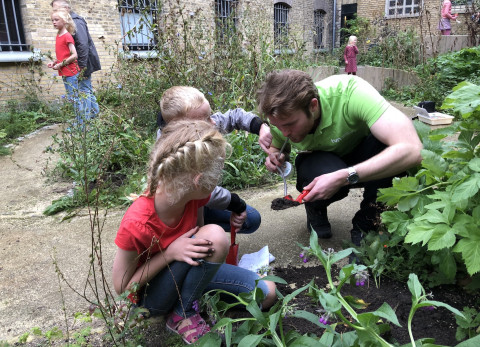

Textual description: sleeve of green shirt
[346,77,391,128]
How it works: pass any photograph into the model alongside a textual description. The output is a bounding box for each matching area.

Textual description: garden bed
[274,265,478,346]
[137,264,478,347]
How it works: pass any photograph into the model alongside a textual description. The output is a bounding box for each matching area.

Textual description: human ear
[309,98,319,112]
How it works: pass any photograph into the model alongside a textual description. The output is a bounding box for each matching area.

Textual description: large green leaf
[453,239,480,275]
[415,209,448,224]
[381,211,411,236]
[405,222,434,246]
[441,81,480,119]
[421,150,448,178]
[428,224,456,251]
[451,174,480,203]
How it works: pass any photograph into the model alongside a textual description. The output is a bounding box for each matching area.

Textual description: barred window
[386,0,421,17]
[215,0,238,44]
[274,3,290,50]
[0,0,29,52]
[314,10,325,49]
[118,0,159,51]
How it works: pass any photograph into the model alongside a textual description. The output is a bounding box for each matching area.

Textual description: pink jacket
[441,0,455,20]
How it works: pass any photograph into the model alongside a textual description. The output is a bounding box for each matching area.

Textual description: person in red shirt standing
[47,8,81,122]
[344,35,359,75]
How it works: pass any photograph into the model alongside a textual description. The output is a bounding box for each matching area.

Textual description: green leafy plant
[198,231,466,346]
[199,275,321,346]
[456,306,480,341]
[376,81,480,287]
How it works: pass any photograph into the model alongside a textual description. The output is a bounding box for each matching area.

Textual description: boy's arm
[206,186,246,214]
[212,108,260,133]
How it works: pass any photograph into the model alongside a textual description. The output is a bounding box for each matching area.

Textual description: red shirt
[55,32,80,76]
[115,196,210,266]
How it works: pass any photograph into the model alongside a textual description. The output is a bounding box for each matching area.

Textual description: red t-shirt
[55,32,80,77]
[115,196,210,266]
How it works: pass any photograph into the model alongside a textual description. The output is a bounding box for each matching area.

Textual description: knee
[262,280,277,309]
[198,224,229,259]
[242,206,261,234]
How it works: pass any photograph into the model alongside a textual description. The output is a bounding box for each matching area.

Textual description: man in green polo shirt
[257,69,422,247]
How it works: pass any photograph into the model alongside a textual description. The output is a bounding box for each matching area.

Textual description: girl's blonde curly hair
[146,120,229,204]
[51,8,76,35]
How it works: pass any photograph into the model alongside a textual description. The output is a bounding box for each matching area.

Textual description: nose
[279,128,290,138]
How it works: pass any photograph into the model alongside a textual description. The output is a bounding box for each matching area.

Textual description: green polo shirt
[271,75,390,157]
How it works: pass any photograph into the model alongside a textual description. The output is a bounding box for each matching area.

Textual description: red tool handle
[230,222,236,245]
[295,190,310,202]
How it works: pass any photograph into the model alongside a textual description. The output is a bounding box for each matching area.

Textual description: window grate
[386,0,421,17]
[274,3,290,50]
[0,0,29,52]
[118,0,159,51]
[314,10,325,49]
[215,0,238,44]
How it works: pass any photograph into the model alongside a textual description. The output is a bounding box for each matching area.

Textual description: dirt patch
[271,197,301,210]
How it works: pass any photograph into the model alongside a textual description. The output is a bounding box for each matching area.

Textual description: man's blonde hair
[146,120,228,204]
[160,86,207,123]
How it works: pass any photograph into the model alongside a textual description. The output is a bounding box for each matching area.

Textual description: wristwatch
[347,166,359,185]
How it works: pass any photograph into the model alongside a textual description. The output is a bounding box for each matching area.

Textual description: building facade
[0,0,475,102]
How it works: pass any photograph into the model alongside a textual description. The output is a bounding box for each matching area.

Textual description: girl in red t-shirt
[47,9,80,110]
[113,120,276,344]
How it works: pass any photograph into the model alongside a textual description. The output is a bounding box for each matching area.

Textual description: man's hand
[265,148,285,173]
[166,226,214,266]
[258,123,272,153]
[230,210,247,232]
[302,170,347,202]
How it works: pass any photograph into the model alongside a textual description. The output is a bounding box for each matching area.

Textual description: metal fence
[215,0,238,44]
[314,10,325,49]
[0,0,29,52]
[118,0,159,51]
[274,3,289,50]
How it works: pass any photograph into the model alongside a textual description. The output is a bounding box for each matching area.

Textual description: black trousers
[295,135,396,233]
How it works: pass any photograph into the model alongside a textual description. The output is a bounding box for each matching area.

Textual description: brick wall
[0,0,120,102]
[0,0,473,103]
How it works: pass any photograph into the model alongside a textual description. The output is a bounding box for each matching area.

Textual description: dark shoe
[350,229,364,247]
[305,204,332,239]
[349,229,364,264]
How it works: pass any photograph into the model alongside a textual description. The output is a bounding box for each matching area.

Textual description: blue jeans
[62,74,80,117]
[139,262,268,318]
[78,76,99,124]
[204,205,261,234]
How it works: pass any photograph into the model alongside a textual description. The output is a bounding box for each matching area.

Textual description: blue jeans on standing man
[78,75,99,124]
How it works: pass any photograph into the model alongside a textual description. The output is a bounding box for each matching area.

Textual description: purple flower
[318,312,335,325]
[354,270,369,287]
[208,92,213,96]
[192,300,199,312]
[61,95,66,99]
[422,305,435,311]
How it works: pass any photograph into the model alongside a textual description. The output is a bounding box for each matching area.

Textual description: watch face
[348,173,359,184]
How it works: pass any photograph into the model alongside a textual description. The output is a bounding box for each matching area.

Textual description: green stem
[407,307,417,347]
[278,316,286,346]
